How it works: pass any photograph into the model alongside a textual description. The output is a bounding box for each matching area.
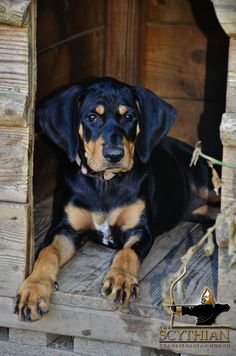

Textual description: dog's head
[37,77,176,173]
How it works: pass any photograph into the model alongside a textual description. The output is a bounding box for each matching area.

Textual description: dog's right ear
[36,86,83,162]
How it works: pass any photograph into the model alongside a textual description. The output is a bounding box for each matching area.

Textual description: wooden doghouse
[0,1,235,354]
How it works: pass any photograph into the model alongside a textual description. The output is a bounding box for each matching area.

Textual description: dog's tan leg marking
[102,247,140,305]
[15,235,75,321]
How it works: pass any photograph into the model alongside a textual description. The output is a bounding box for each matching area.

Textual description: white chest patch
[94,218,113,245]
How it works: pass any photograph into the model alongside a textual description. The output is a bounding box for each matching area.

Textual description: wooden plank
[37,0,106,50]
[0,26,28,96]
[226,39,236,113]
[9,329,57,346]
[217,248,236,327]
[74,337,153,356]
[1,296,235,355]
[105,0,142,84]
[37,29,105,101]
[168,99,204,145]
[0,0,30,26]
[143,24,206,100]
[145,0,195,24]
[220,113,236,146]
[0,127,29,203]
[0,93,27,127]
[0,203,28,297]
[34,196,218,315]
[221,146,236,210]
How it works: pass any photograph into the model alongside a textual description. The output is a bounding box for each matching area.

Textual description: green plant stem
[200,152,236,169]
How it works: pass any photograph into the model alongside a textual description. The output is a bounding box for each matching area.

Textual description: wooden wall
[34,0,229,203]
[37,0,106,101]
[34,0,106,202]
[142,0,228,156]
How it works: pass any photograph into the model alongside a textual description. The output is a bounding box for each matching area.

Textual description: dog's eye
[124,113,134,121]
[87,114,98,123]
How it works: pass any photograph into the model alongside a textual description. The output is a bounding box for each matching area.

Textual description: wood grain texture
[221,146,236,210]
[226,39,236,112]
[105,0,142,84]
[0,203,28,297]
[0,26,29,96]
[2,296,235,355]
[217,247,236,327]
[220,113,236,146]
[0,0,30,26]
[0,127,29,203]
[74,337,151,356]
[145,0,195,24]
[37,29,105,101]
[34,197,217,312]
[37,0,106,50]
[168,99,204,145]
[0,93,27,127]
[143,24,206,100]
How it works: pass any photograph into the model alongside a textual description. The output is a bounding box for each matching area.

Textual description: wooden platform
[1,196,235,355]
[34,197,218,311]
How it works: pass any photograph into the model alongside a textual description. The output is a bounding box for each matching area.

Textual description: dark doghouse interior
[33,0,228,314]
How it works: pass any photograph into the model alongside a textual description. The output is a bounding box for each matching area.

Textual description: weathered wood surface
[34,197,218,310]
[74,337,153,356]
[37,0,106,101]
[0,93,27,127]
[221,147,236,210]
[0,203,28,297]
[142,0,228,149]
[105,0,142,84]
[220,113,236,146]
[226,39,236,113]
[9,329,57,346]
[145,0,195,24]
[0,127,29,203]
[1,296,234,355]
[217,248,236,327]
[144,24,206,100]
[0,25,28,96]
[37,28,105,101]
[212,0,236,37]
[0,0,30,26]
[37,0,105,51]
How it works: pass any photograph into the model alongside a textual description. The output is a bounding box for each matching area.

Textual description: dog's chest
[93,216,113,246]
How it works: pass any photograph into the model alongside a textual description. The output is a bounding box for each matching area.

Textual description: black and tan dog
[15,77,218,321]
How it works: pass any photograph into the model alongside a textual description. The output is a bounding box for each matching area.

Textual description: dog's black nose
[103,146,124,163]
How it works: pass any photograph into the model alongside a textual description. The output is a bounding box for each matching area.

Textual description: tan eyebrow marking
[95,105,105,115]
[118,105,128,115]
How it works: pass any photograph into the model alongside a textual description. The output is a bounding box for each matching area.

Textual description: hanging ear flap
[36,85,83,162]
[134,86,177,163]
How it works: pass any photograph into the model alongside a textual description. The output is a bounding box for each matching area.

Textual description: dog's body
[15,78,218,321]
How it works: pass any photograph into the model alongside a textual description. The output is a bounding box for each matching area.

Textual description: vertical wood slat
[0,0,37,296]
[0,203,28,297]
[105,0,143,84]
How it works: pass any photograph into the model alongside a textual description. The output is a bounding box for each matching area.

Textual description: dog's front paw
[101,268,139,306]
[14,277,54,321]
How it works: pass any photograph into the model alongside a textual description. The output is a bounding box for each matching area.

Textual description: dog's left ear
[36,85,83,162]
[134,85,177,163]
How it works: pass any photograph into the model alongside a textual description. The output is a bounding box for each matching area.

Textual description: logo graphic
[169,286,230,326]
[160,267,231,351]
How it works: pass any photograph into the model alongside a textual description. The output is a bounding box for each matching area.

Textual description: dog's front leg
[102,231,153,306]
[15,234,75,321]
